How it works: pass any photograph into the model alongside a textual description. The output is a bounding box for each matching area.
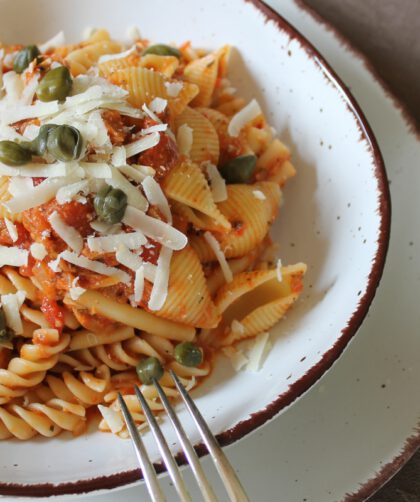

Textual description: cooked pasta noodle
[0,30,305,438]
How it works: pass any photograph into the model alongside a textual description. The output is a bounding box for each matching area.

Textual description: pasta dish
[0,29,306,439]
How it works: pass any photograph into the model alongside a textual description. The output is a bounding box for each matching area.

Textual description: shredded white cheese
[141,123,167,135]
[4,218,18,242]
[222,346,249,372]
[252,190,266,201]
[204,162,228,202]
[124,132,160,158]
[142,103,161,123]
[59,250,130,284]
[246,332,272,372]
[118,164,155,184]
[1,291,25,335]
[98,45,137,64]
[4,177,72,214]
[141,176,172,223]
[20,74,40,106]
[0,246,28,267]
[111,146,127,167]
[90,220,122,235]
[7,177,33,197]
[276,258,283,282]
[148,246,172,311]
[69,277,86,301]
[149,97,167,114]
[115,245,156,282]
[106,167,148,211]
[227,99,262,137]
[176,124,193,156]
[126,26,141,42]
[38,31,65,53]
[123,206,187,251]
[164,81,183,98]
[30,243,48,260]
[56,180,90,205]
[204,232,233,282]
[134,266,145,303]
[49,211,83,254]
[87,232,147,253]
[0,162,70,178]
[231,319,245,335]
[98,404,124,434]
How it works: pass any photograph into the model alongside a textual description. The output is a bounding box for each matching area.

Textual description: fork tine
[117,393,166,502]
[170,371,249,502]
[134,385,192,502]
[153,378,218,502]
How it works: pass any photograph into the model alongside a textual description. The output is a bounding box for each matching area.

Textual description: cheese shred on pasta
[0,29,305,440]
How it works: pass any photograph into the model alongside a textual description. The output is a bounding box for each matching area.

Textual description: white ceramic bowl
[0,0,390,496]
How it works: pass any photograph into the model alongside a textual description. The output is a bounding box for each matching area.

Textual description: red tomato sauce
[41,297,65,332]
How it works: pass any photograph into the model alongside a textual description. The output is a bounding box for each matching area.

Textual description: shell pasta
[0,29,306,439]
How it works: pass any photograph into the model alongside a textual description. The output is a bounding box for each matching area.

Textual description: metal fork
[118,370,249,502]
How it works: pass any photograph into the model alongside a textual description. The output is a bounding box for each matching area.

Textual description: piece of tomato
[41,298,65,333]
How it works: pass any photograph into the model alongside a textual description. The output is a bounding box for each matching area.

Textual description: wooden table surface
[302,1,420,500]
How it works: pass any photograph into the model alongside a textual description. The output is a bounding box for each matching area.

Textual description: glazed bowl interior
[0,0,389,495]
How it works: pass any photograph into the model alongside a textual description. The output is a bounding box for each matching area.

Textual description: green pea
[94,185,128,224]
[143,44,181,58]
[36,66,72,102]
[13,45,40,74]
[0,140,32,166]
[174,342,203,367]
[219,155,257,184]
[136,357,164,385]
[46,125,82,161]
[21,124,59,155]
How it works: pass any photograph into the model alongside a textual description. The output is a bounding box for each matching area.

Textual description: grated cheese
[111,146,127,167]
[2,100,59,124]
[4,177,72,214]
[126,26,141,42]
[164,81,183,97]
[142,103,161,123]
[4,218,18,242]
[98,45,137,64]
[2,72,23,102]
[38,31,65,53]
[118,164,155,184]
[23,124,40,140]
[90,220,122,235]
[124,132,160,158]
[141,123,167,135]
[148,246,172,311]
[222,346,249,372]
[30,243,48,260]
[20,74,40,106]
[80,162,112,179]
[231,319,245,335]
[87,110,111,150]
[115,244,156,282]
[0,246,28,267]
[97,404,124,434]
[204,162,227,202]
[134,266,145,303]
[149,97,167,114]
[246,332,272,372]
[176,124,193,156]
[1,291,25,335]
[69,277,86,301]
[87,231,147,253]
[227,99,262,137]
[204,231,233,282]
[7,177,33,197]
[56,180,90,205]
[276,258,283,282]
[49,211,83,253]
[59,250,130,284]
[141,176,172,223]
[123,206,187,251]
[0,162,70,178]
[106,167,148,211]
[252,190,266,201]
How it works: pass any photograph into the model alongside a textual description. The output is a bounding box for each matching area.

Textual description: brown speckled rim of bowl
[0,0,393,497]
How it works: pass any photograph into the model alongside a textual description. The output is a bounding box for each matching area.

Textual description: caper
[143,44,181,58]
[94,185,128,224]
[219,155,257,184]
[136,357,164,385]
[0,140,32,166]
[36,66,72,102]
[21,124,59,155]
[174,342,203,367]
[46,125,82,161]
[13,45,40,74]
[0,308,13,346]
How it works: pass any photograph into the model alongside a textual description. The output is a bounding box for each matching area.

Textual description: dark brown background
[301,0,420,500]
